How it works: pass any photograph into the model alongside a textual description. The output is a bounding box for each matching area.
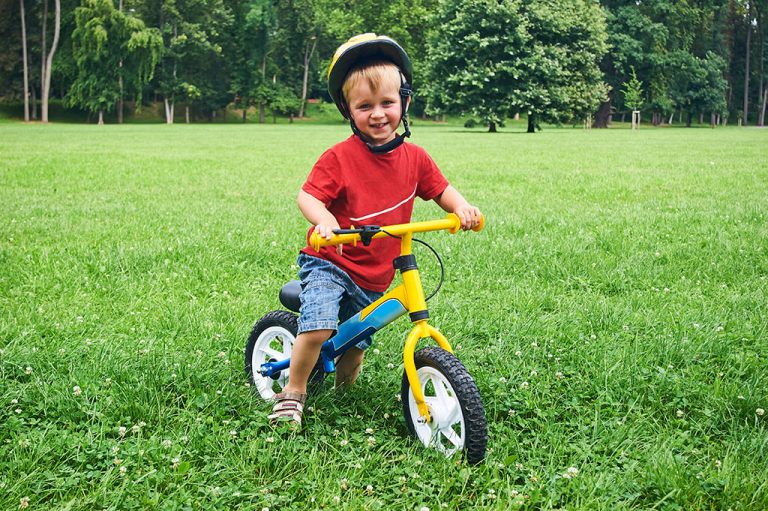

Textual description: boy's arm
[433,185,482,230]
[298,190,343,254]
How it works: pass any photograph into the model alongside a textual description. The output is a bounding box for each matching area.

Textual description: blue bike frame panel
[258,292,408,378]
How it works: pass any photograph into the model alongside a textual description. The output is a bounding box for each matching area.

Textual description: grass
[1,122,767,510]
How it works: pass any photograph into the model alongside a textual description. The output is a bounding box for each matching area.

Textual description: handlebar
[309,213,485,252]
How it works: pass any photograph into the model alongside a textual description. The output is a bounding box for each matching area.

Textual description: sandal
[268,391,307,427]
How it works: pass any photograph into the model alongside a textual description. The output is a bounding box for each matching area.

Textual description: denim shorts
[296,253,384,350]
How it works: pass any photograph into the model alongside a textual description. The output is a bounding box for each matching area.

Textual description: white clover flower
[367,436,376,446]
[118,426,127,437]
[131,424,141,434]
[230,430,238,438]
[112,446,120,455]
[25,367,33,375]
[555,371,564,379]
[172,457,181,469]
[676,410,685,418]
[499,377,507,383]
[563,466,579,479]
[73,386,82,397]
[520,381,529,390]
[162,439,172,448]
[15,408,22,414]
[386,363,394,369]
[757,408,765,416]
[114,457,122,466]
[20,497,30,509]
[340,439,348,447]
[365,428,374,434]
[383,413,390,419]
[218,351,227,358]
[104,378,112,386]
[530,342,538,348]
[715,460,722,468]
[11,399,18,405]
[340,478,348,490]
[373,348,380,355]
[529,370,537,377]
[515,462,524,470]
[508,409,516,416]
[20,438,31,448]
[365,484,374,495]
[420,507,430,511]
[515,351,522,357]
[265,436,275,443]
[119,465,127,475]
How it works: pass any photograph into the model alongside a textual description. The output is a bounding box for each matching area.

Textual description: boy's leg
[283,329,334,395]
[335,347,365,388]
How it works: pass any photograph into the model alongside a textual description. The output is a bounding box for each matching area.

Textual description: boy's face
[346,78,405,147]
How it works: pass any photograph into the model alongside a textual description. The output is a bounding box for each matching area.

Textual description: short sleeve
[415,148,449,201]
[302,149,343,206]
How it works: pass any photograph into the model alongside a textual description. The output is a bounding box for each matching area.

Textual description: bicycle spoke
[438,426,462,449]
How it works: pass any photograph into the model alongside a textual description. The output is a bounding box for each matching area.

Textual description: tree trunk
[488,121,497,133]
[41,0,47,110]
[759,89,767,127]
[699,112,704,125]
[20,0,30,122]
[98,110,104,125]
[594,96,612,128]
[242,108,247,123]
[299,37,318,118]
[117,75,124,123]
[743,4,752,125]
[41,0,60,123]
[686,111,692,127]
[164,97,174,124]
[527,114,536,133]
[185,105,190,124]
[31,86,37,119]
[668,112,674,125]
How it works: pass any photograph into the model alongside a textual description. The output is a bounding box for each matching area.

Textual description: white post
[631,110,641,130]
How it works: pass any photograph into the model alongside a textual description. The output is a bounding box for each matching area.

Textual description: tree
[20,0,30,121]
[622,66,644,111]
[41,0,60,123]
[425,0,608,133]
[425,0,531,132]
[67,0,162,124]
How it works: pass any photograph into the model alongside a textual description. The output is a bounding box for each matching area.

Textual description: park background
[0,0,767,128]
[2,0,768,510]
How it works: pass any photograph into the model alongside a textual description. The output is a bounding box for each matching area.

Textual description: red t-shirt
[301,135,449,292]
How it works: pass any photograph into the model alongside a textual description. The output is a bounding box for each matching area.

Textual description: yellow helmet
[327,33,413,119]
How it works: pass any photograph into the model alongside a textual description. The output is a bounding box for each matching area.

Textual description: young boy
[269,33,482,426]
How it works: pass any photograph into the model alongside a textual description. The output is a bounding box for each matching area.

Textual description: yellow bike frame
[310,213,484,423]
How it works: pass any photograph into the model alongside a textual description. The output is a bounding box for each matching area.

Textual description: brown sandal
[268,391,307,426]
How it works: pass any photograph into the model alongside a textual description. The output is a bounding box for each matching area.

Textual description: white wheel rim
[251,325,294,400]
[407,366,465,457]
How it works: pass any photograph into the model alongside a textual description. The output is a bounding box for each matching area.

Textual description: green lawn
[1,122,767,510]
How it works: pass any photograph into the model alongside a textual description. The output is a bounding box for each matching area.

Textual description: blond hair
[342,60,402,104]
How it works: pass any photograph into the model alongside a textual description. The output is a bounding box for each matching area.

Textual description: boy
[269,33,482,426]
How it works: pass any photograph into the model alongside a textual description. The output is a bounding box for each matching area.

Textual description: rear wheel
[245,311,298,400]
[401,347,487,464]
[244,310,327,400]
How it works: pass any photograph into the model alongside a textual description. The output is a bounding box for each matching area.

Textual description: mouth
[369,122,388,130]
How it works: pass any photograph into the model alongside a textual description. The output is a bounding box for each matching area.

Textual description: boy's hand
[454,204,482,231]
[313,223,343,255]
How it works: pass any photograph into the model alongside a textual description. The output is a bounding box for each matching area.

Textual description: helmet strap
[350,74,412,154]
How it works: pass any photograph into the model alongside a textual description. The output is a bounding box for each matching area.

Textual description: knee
[299,329,333,346]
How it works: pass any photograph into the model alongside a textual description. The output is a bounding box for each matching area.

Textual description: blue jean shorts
[297,253,384,350]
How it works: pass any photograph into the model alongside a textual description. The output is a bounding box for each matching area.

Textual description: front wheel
[401,347,487,464]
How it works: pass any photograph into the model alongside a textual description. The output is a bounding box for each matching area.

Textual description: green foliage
[66,0,162,116]
[622,66,644,111]
[426,0,609,131]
